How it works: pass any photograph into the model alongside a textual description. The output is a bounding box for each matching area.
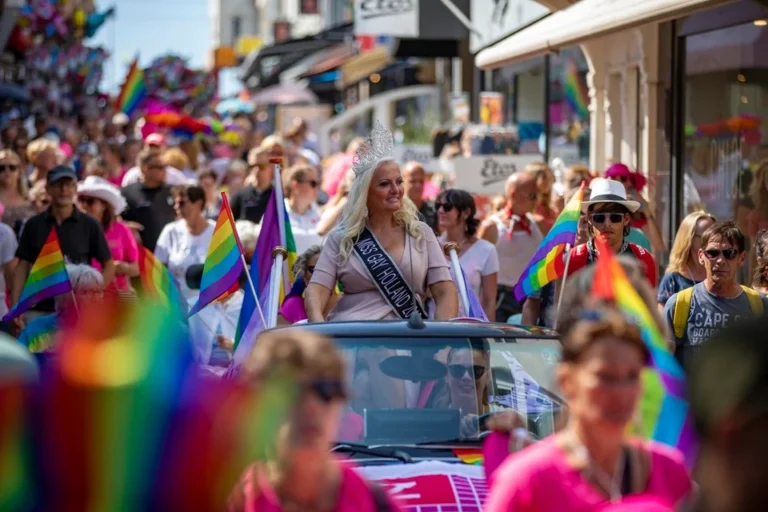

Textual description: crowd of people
[1,110,768,512]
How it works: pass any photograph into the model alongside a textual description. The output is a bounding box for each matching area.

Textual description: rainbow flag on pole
[592,235,696,466]
[3,227,71,322]
[513,182,585,302]
[188,193,245,317]
[138,247,188,316]
[115,56,147,117]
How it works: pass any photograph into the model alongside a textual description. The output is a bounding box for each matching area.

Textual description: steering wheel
[476,413,495,439]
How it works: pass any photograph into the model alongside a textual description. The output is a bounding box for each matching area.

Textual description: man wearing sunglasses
[664,221,767,372]
[566,178,657,287]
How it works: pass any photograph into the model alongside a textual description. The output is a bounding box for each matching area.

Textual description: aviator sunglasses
[448,364,487,380]
[704,248,739,260]
[591,213,624,224]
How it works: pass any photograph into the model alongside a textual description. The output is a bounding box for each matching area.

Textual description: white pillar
[583,41,606,173]
[452,57,462,95]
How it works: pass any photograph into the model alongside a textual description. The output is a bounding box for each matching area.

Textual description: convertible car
[276,317,565,510]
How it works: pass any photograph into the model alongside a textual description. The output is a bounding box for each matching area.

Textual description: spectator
[657,211,716,309]
[528,162,559,234]
[27,181,50,214]
[322,137,363,197]
[120,134,190,187]
[121,149,176,251]
[224,159,247,197]
[12,166,114,328]
[154,185,214,301]
[73,141,99,178]
[0,149,35,235]
[752,229,768,296]
[664,221,768,371]
[0,204,17,321]
[283,163,322,253]
[198,169,222,220]
[77,176,139,293]
[164,147,194,182]
[317,168,353,237]
[230,141,279,224]
[402,161,438,233]
[26,138,59,185]
[100,140,125,187]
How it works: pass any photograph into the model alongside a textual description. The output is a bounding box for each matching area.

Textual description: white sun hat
[581,178,641,213]
[77,175,128,215]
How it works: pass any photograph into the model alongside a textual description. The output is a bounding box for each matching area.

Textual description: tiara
[352,120,394,177]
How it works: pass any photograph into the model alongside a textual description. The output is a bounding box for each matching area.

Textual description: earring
[363,206,369,218]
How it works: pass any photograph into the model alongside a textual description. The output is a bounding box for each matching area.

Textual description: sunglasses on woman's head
[448,364,486,380]
[435,202,454,212]
[704,248,739,260]
[303,380,346,403]
[591,213,624,224]
[0,164,18,172]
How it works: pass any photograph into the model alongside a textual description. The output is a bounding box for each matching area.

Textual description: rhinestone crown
[352,120,395,177]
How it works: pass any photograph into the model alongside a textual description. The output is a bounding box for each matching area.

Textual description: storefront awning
[476,0,731,70]
[341,46,394,87]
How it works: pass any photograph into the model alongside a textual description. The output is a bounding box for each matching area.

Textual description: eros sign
[354,0,419,37]
[453,155,544,195]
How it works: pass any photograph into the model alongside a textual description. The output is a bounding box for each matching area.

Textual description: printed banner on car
[453,154,544,196]
[354,0,419,38]
[357,461,487,511]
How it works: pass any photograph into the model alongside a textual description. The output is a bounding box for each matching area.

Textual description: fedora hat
[77,176,127,215]
[581,178,640,213]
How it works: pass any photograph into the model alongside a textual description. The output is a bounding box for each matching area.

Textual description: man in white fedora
[566,178,657,286]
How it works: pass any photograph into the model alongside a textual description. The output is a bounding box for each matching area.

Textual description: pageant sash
[353,227,427,319]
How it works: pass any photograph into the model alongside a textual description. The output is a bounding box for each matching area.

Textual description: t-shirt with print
[664,282,768,370]
[657,272,696,306]
[154,219,215,301]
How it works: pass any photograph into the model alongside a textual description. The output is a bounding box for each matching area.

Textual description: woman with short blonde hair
[0,149,35,232]
[282,163,322,253]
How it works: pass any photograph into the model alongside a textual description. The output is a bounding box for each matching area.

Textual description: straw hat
[581,178,641,213]
[77,176,127,215]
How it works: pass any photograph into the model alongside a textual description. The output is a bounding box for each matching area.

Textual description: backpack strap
[672,287,694,340]
[740,285,764,316]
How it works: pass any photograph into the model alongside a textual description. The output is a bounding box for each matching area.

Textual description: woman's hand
[486,411,535,453]
[115,261,140,277]
[304,283,332,322]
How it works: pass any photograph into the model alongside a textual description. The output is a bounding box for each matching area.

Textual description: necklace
[559,432,627,503]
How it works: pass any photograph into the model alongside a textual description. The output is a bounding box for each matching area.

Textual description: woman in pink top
[485,307,692,511]
[228,329,401,512]
[77,176,139,292]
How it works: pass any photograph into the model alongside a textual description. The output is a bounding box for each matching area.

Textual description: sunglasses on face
[78,196,98,206]
[435,202,454,212]
[591,213,625,224]
[448,364,487,380]
[704,248,739,260]
[0,164,19,172]
[298,179,318,188]
[303,380,346,403]
[175,199,187,207]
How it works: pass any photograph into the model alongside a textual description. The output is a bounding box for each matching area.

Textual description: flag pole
[221,191,267,327]
[269,247,287,328]
[553,244,572,330]
[271,158,291,294]
[444,242,470,315]
[69,290,80,317]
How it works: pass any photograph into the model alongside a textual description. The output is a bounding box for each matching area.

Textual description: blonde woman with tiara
[305,121,457,323]
[656,211,716,310]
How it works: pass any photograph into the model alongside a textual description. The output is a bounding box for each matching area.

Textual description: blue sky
[91,0,241,97]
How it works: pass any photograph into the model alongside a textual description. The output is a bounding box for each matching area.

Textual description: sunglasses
[0,164,19,172]
[448,364,487,380]
[704,248,739,260]
[303,380,346,403]
[78,196,99,206]
[298,179,318,188]
[435,202,454,212]
[175,200,187,207]
[591,213,625,224]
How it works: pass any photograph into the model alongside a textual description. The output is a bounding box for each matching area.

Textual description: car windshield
[334,336,565,445]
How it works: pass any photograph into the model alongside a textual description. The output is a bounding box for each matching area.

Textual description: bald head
[505,171,538,216]
[402,161,426,205]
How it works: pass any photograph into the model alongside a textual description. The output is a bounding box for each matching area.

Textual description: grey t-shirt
[664,282,768,370]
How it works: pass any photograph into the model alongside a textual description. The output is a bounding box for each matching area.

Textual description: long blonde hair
[336,158,423,263]
[0,149,27,197]
[666,211,716,275]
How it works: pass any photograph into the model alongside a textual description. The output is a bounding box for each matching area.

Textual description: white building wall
[210,0,260,48]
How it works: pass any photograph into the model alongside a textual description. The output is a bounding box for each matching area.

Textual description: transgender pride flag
[449,266,489,322]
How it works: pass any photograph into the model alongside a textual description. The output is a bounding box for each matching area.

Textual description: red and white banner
[356,461,487,511]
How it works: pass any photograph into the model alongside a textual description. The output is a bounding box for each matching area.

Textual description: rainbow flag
[138,247,188,316]
[115,56,147,117]
[3,227,71,322]
[564,59,589,120]
[234,165,296,348]
[591,235,696,466]
[513,182,585,302]
[452,448,483,465]
[188,193,244,317]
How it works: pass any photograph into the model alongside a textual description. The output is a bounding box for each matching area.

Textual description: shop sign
[354,0,419,38]
[470,0,549,53]
[393,144,441,172]
[453,154,543,195]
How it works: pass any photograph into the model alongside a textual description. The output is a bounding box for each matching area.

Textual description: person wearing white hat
[77,176,139,293]
[566,178,657,287]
